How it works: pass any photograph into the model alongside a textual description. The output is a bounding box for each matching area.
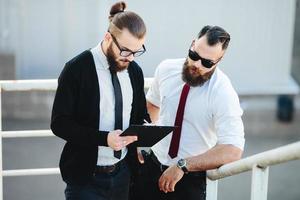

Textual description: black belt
[94,158,126,174]
[149,151,206,177]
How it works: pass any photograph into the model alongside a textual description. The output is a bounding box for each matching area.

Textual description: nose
[126,54,134,62]
[193,60,203,68]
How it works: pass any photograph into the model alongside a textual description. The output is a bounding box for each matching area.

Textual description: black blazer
[51,50,150,184]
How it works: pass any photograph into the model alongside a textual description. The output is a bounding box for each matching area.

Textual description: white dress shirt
[146,58,245,166]
[91,43,133,166]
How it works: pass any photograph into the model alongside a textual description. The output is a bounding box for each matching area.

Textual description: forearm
[146,101,160,123]
[186,144,243,172]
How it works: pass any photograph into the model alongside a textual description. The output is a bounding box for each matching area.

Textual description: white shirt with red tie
[146,58,245,166]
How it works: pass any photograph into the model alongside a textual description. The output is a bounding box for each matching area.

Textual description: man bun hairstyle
[109,1,127,21]
[198,25,230,50]
[108,1,146,39]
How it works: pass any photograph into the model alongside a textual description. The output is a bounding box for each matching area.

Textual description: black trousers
[65,159,131,200]
[130,152,206,200]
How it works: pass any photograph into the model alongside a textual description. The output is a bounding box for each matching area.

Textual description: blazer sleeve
[50,63,109,147]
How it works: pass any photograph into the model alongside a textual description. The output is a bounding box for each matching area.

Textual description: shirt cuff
[146,95,160,107]
[217,136,245,150]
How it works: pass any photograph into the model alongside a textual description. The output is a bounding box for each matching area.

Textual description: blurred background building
[0,0,300,118]
[0,0,300,200]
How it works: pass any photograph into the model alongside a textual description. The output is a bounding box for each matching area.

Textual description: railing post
[206,178,218,200]
[251,165,269,200]
[0,85,3,200]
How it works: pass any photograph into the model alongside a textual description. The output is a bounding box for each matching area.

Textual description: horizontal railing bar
[1,130,299,181]
[2,130,300,174]
[0,80,57,91]
[207,141,300,180]
[0,78,153,91]
[1,78,299,95]
[1,130,54,138]
[3,168,60,177]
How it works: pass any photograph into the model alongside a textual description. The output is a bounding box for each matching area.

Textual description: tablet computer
[121,125,176,147]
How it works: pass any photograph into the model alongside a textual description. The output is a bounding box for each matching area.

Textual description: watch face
[178,159,186,167]
[177,159,188,173]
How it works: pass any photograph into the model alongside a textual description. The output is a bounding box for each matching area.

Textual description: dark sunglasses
[188,46,222,69]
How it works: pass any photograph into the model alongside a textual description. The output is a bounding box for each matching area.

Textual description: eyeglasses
[109,32,146,57]
[188,44,222,69]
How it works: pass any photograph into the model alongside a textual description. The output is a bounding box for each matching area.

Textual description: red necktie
[168,83,190,158]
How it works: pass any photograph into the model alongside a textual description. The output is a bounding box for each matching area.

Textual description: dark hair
[108,1,146,39]
[197,25,230,50]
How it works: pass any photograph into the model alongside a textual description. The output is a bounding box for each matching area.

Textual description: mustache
[119,59,130,63]
[189,65,200,71]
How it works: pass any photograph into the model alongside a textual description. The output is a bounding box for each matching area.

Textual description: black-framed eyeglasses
[109,32,146,57]
[188,44,222,69]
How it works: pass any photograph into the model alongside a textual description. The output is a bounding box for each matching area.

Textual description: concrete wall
[0,53,15,80]
[0,0,299,119]
[0,0,298,93]
[0,0,107,79]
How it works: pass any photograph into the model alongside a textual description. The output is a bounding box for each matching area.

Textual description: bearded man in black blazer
[50,2,150,200]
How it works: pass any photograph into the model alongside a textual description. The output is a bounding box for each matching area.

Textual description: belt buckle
[95,163,118,174]
[106,165,116,173]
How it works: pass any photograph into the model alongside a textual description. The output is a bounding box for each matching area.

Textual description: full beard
[106,44,130,73]
[181,58,215,87]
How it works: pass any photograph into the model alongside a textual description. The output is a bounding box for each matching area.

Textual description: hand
[107,130,138,151]
[158,165,184,193]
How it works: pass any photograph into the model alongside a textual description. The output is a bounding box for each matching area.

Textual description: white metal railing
[205,141,300,200]
[0,79,300,200]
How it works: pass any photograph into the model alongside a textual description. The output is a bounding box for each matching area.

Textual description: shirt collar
[94,42,110,70]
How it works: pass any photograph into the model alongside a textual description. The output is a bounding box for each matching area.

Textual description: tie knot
[109,67,118,75]
[184,83,190,89]
[110,69,116,75]
[182,83,190,94]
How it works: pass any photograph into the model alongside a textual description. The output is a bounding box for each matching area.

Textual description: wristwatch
[177,158,188,174]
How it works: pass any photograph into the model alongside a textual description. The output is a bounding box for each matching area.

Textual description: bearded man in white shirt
[132,25,245,200]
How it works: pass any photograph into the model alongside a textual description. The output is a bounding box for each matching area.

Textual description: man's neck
[100,41,108,56]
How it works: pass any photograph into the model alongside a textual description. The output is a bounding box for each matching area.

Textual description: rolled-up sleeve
[146,66,161,107]
[212,84,245,150]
